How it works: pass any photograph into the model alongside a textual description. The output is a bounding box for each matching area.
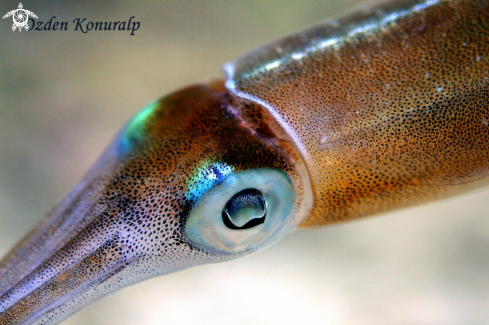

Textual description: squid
[1,0,489,323]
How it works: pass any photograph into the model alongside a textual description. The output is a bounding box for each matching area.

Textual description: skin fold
[1,0,489,324]
[227,0,489,227]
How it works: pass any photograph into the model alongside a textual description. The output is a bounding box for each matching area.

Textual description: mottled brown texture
[227,0,489,227]
[0,82,307,324]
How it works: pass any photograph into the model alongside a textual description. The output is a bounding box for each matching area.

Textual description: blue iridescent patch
[185,160,234,202]
[117,101,158,157]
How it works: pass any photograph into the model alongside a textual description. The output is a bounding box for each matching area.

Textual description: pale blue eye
[184,168,295,254]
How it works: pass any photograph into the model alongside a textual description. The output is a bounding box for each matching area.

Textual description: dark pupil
[222,189,266,230]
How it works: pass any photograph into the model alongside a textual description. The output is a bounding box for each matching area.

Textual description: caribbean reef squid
[1,0,489,323]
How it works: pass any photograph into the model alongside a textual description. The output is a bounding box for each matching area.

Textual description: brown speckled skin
[226,0,489,227]
[0,82,307,324]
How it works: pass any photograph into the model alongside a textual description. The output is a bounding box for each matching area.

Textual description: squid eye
[185,169,295,254]
[222,189,266,230]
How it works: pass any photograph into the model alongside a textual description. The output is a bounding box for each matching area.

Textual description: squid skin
[227,0,489,227]
[1,0,489,324]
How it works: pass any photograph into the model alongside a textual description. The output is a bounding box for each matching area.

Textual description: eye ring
[184,168,295,254]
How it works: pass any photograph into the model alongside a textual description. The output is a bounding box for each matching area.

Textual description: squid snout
[0,80,310,324]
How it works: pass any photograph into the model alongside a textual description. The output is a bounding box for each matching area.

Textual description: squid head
[0,80,312,324]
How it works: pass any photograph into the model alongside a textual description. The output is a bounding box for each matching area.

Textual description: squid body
[1,0,489,323]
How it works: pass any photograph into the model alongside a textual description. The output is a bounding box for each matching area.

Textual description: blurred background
[1,0,489,324]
